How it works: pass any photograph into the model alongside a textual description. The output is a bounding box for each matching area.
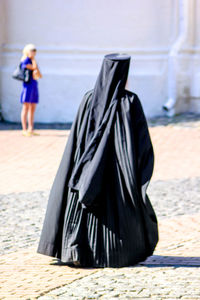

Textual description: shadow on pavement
[140,255,200,267]
[50,255,200,268]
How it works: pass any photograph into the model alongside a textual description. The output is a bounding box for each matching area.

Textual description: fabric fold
[37,53,158,267]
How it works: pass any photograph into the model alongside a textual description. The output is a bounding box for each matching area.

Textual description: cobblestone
[38,267,200,299]
[0,190,48,255]
[0,118,200,194]
[148,177,200,218]
[0,249,96,299]
[0,177,199,255]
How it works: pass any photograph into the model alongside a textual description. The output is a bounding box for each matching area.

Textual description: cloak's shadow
[139,255,200,268]
[50,255,200,268]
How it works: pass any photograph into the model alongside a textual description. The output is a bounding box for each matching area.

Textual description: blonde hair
[21,43,36,61]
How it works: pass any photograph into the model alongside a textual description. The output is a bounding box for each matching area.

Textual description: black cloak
[37,53,158,267]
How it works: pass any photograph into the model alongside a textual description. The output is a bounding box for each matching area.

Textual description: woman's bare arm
[25,59,42,78]
[25,64,34,70]
[36,67,42,78]
[25,59,37,70]
[34,67,42,78]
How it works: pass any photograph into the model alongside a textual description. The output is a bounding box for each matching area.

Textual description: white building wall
[189,0,200,113]
[0,0,200,123]
[0,0,6,113]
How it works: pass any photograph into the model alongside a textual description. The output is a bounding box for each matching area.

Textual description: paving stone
[0,177,200,256]
[40,267,200,299]
[0,116,200,194]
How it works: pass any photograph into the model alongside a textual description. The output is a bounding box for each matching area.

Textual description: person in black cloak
[37,53,158,268]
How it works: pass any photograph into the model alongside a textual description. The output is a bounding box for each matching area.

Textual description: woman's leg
[28,103,37,132]
[21,103,29,131]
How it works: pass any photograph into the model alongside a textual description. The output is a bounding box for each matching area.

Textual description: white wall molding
[2,44,170,56]
[3,44,200,59]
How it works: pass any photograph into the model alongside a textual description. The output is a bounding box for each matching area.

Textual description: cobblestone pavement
[39,266,200,300]
[0,115,200,299]
[0,177,200,255]
[0,190,48,255]
[0,115,200,194]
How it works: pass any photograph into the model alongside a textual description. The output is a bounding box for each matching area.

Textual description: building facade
[0,0,200,123]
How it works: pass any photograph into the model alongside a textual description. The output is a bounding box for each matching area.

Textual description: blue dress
[20,57,39,104]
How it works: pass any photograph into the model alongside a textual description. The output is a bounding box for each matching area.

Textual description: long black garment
[37,54,158,267]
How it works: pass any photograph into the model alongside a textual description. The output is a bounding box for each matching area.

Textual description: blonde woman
[20,44,42,136]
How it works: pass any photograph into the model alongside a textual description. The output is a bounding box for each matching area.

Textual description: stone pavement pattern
[0,129,70,194]
[0,116,200,299]
[39,266,200,300]
[1,178,200,256]
[0,249,95,299]
[0,118,200,194]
